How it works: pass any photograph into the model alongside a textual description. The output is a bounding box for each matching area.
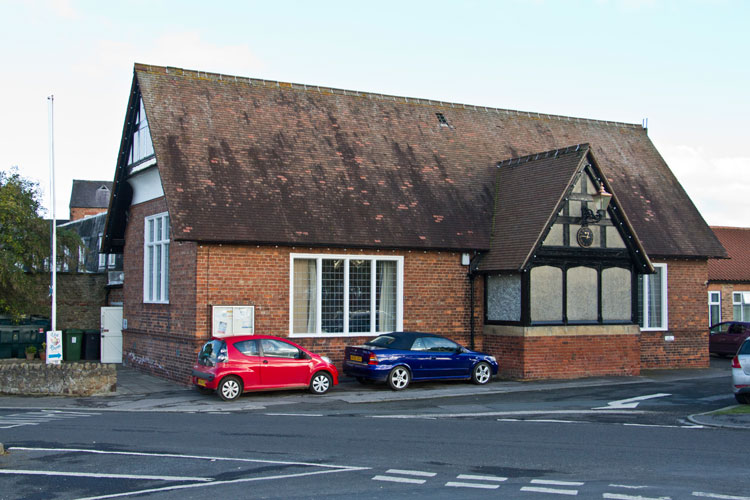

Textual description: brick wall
[70,207,107,221]
[640,259,709,369]
[709,283,750,322]
[122,198,199,382]
[28,272,108,329]
[121,204,477,384]
[484,325,640,379]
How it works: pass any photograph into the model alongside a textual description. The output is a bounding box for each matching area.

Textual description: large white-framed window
[709,291,721,326]
[734,292,750,321]
[289,253,403,337]
[638,263,667,330]
[144,212,170,304]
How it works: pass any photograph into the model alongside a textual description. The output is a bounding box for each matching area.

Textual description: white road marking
[594,393,671,410]
[623,423,704,429]
[532,480,584,486]
[386,469,436,477]
[78,468,360,500]
[604,493,671,500]
[693,493,750,500]
[263,413,323,417]
[0,410,99,429]
[0,469,212,482]
[372,409,645,419]
[372,475,426,484]
[446,481,499,489]
[457,474,507,482]
[610,484,651,489]
[521,486,579,495]
[10,446,364,470]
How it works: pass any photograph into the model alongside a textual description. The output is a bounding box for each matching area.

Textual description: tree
[0,167,79,319]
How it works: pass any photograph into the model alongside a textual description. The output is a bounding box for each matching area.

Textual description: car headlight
[321,356,332,364]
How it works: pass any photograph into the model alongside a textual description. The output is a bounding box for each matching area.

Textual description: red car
[192,335,338,401]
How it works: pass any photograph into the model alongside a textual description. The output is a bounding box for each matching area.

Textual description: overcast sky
[1,0,747,227]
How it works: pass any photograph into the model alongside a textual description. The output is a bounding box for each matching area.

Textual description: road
[0,360,748,499]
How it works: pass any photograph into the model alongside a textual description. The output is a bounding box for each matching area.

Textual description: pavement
[0,359,747,429]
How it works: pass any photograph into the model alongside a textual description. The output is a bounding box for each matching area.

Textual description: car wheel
[195,385,213,395]
[309,372,332,394]
[388,366,410,391]
[471,362,492,385]
[217,376,242,401]
[736,393,750,405]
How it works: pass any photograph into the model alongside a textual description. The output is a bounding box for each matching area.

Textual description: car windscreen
[739,340,750,356]
[198,339,226,365]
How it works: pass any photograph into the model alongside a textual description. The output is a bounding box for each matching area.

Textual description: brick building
[708,227,750,326]
[69,180,112,221]
[103,64,726,384]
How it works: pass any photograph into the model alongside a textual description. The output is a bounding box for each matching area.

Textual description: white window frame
[709,291,721,326]
[640,263,668,331]
[289,253,404,338]
[98,234,106,270]
[734,292,750,321]
[128,98,154,166]
[143,212,170,304]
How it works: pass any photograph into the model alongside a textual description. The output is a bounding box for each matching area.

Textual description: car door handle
[263,360,268,364]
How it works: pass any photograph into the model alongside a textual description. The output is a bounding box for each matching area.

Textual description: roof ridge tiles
[133,62,642,130]
[495,143,590,168]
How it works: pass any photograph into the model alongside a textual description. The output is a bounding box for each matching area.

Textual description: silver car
[732,338,750,404]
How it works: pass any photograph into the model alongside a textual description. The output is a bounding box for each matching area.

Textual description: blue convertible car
[343,331,498,390]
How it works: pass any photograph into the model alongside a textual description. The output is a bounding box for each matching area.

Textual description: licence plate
[197,378,207,387]
[350,354,362,362]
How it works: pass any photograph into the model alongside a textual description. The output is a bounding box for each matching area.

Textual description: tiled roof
[479,145,589,271]
[125,63,726,259]
[709,227,750,282]
[69,180,112,208]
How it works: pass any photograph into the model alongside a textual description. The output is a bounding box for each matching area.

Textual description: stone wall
[0,360,116,396]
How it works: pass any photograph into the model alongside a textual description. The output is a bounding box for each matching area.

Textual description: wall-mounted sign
[212,306,255,337]
[46,330,63,364]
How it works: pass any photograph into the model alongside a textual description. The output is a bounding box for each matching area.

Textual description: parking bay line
[77,467,364,500]
[0,469,212,482]
[386,469,437,477]
[373,475,426,484]
[521,486,579,495]
[693,493,750,500]
[446,481,499,489]
[604,494,671,500]
[10,446,366,470]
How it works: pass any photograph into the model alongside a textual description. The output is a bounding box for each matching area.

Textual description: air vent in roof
[436,112,449,126]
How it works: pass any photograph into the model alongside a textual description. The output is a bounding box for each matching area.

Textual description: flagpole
[48,95,57,333]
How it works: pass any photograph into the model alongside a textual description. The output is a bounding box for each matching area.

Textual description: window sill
[290,332,382,339]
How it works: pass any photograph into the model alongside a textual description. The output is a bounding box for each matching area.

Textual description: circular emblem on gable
[576,226,594,247]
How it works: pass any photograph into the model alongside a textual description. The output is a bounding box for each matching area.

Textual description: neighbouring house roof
[70,180,112,209]
[105,63,726,262]
[709,227,750,282]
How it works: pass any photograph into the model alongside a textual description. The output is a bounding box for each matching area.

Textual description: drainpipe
[466,253,481,351]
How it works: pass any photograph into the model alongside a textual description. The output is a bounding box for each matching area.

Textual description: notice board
[212,305,255,337]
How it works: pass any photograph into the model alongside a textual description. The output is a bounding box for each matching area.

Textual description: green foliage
[0,167,81,318]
